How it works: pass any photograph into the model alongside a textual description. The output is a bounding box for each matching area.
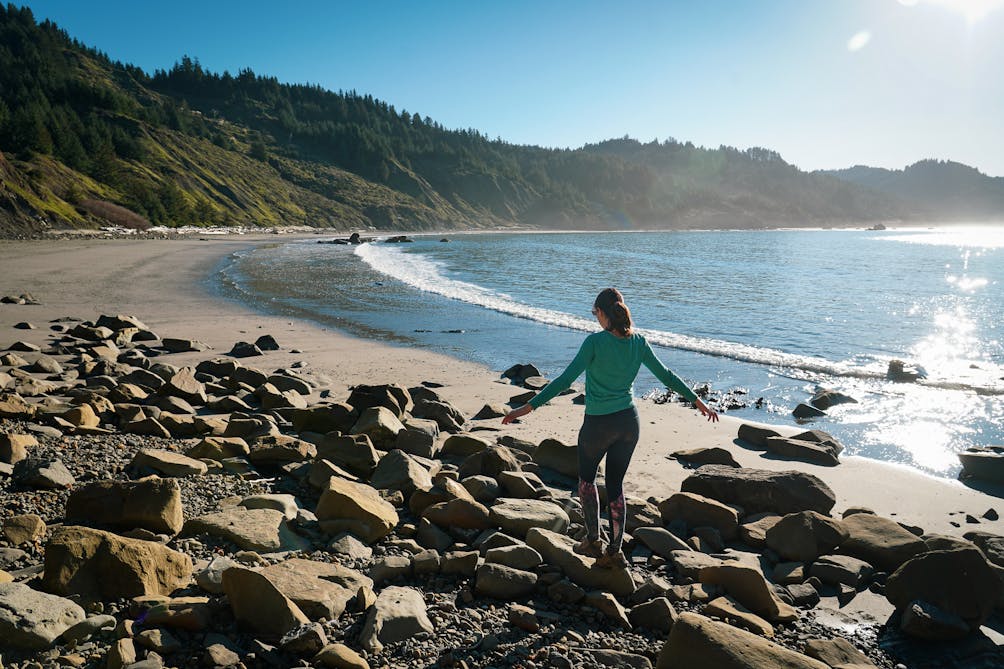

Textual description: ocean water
[216,227,1004,478]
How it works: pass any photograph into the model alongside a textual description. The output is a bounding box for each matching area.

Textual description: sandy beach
[3,234,1004,661]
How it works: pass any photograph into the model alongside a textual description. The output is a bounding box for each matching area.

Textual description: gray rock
[0,582,86,650]
[474,562,538,600]
[12,457,76,489]
[360,586,434,652]
[489,498,570,538]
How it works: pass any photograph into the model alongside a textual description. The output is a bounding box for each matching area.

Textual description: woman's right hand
[502,404,533,424]
[695,399,720,423]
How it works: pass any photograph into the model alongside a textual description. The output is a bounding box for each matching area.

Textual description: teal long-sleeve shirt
[528,331,699,415]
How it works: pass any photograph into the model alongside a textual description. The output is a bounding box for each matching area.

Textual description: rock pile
[0,313,1000,668]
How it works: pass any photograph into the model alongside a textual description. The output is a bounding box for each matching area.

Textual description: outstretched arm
[502,337,594,424]
[642,340,718,422]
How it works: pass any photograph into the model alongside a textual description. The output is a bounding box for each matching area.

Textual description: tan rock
[159,368,207,405]
[42,526,192,602]
[698,563,798,623]
[129,449,207,477]
[803,638,874,667]
[261,558,373,621]
[532,438,578,478]
[3,513,46,545]
[584,591,631,628]
[369,449,433,494]
[0,433,35,464]
[422,498,493,530]
[655,612,829,669]
[186,436,250,461]
[315,643,370,669]
[184,507,310,553]
[66,478,184,535]
[526,527,635,597]
[222,566,309,636]
[63,404,99,428]
[315,433,380,478]
[765,511,848,562]
[705,595,775,636]
[316,477,399,543]
[659,492,739,540]
[350,406,405,449]
[840,513,927,572]
[489,498,570,538]
[359,586,434,652]
[105,638,137,669]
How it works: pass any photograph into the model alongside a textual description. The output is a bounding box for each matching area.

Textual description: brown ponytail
[594,287,633,337]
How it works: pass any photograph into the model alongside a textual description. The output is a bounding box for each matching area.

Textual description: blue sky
[18,0,1004,175]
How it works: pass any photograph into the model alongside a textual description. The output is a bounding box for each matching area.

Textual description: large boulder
[292,403,358,435]
[0,582,86,650]
[533,438,578,478]
[184,507,310,552]
[159,368,207,405]
[423,498,493,530]
[347,384,411,418]
[681,465,836,515]
[222,566,309,637]
[698,564,798,623]
[369,449,433,495]
[66,478,185,535]
[764,437,840,467]
[459,444,521,479]
[440,433,492,458]
[0,432,34,464]
[474,563,538,600]
[350,406,405,449]
[655,612,829,669]
[764,511,848,562]
[489,498,570,539]
[315,433,380,478]
[658,492,739,540]
[633,527,693,558]
[886,548,1002,638]
[412,399,465,432]
[42,526,192,602]
[840,513,927,572]
[316,477,399,543]
[129,449,208,477]
[526,527,635,597]
[359,586,434,653]
[260,558,373,621]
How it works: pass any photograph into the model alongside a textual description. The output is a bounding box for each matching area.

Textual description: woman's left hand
[695,399,719,423]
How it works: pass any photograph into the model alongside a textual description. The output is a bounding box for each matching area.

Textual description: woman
[503,288,719,567]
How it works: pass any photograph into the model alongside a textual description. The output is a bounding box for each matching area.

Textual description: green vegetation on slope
[0,3,970,235]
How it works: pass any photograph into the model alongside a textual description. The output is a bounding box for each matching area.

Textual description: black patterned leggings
[576,406,640,554]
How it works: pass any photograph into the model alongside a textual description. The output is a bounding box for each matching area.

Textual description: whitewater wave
[353,242,1004,395]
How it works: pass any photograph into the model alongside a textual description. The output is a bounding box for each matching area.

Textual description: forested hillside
[822,161,1004,222]
[0,4,981,235]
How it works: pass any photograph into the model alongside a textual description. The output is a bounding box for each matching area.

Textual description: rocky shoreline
[1,308,1003,669]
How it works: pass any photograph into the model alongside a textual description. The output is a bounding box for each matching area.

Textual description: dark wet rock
[681,465,836,515]
[671,446,740,468]
[228,341,263,358]
[886,548,1001,638]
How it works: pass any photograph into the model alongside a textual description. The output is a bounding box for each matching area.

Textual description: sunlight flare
[847,30,872,51]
